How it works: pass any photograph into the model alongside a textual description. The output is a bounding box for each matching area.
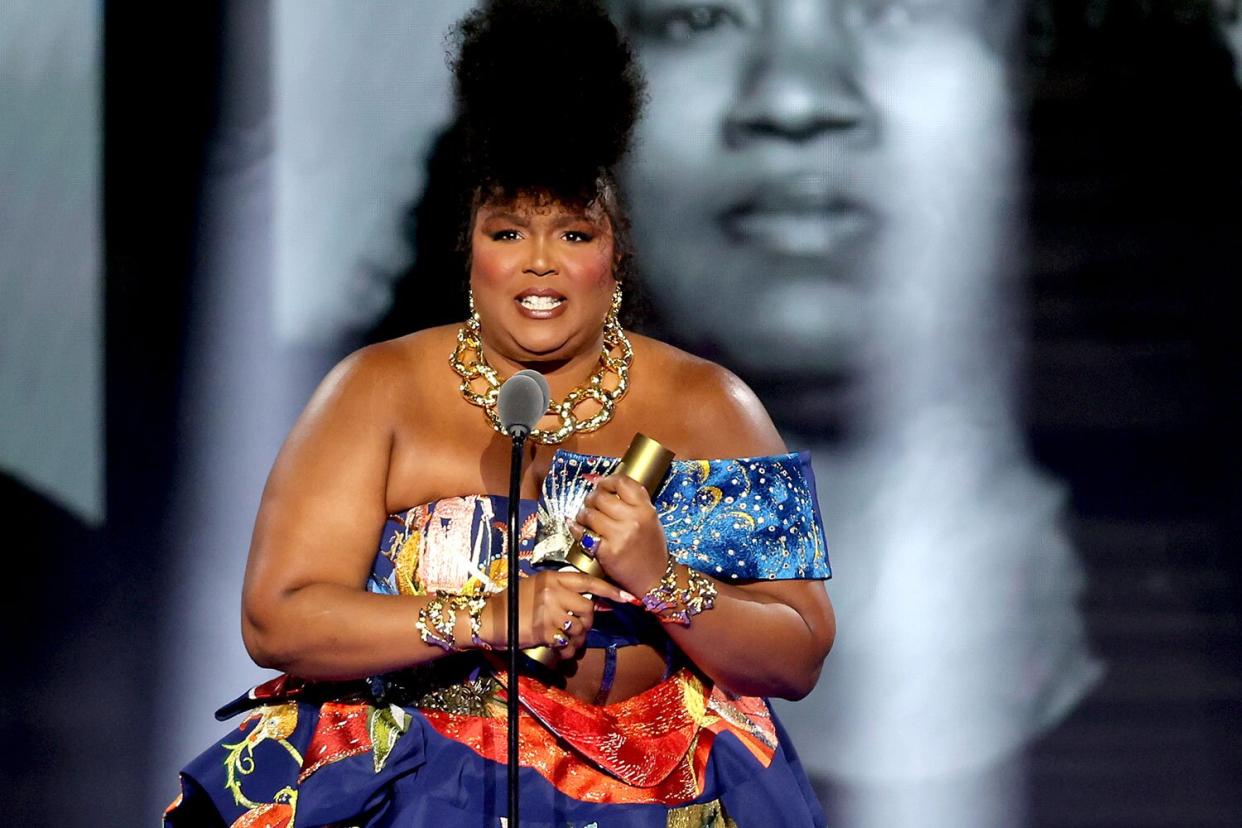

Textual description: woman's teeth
[519,295,564,310]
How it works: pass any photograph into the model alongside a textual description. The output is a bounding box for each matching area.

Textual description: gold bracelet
[640,558,718,626]
[453,593,492,651]
[416,591,458,651]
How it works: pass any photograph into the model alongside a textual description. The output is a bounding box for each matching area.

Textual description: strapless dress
[164,450,831,827]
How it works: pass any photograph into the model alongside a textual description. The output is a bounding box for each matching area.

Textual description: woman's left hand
[570,474,669,597]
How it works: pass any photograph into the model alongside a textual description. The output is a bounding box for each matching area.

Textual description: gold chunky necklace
[450,310,633,445]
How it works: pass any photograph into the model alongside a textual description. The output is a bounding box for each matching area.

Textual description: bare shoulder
[303,326,458,422]
[629,334,785,459]
[364,324,460,378]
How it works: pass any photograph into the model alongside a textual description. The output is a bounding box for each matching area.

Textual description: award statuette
[525,433,675,666]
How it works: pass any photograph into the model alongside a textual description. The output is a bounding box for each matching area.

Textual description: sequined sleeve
[541,450,831,582]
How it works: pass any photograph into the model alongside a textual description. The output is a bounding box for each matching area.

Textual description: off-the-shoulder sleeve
[656,452,830,581]
[542,450,831,581]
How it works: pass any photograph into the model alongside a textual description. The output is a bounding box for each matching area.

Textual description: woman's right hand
[482,570,635,660]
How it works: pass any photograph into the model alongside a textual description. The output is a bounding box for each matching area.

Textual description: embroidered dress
[165,450,831,827]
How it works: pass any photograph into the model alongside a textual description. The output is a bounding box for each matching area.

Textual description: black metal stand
[506,433,524,828]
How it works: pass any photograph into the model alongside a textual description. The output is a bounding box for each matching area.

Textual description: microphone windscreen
[512,368,550,413]
[497,373,548,435]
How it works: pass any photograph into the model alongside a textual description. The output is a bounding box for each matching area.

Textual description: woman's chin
[506,332,579,364]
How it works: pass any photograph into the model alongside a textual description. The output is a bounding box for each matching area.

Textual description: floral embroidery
[369,704,411,773]
[220,704,302,822]
[213,699,412,826]
[667,799,738,828]
[229,798,295,828]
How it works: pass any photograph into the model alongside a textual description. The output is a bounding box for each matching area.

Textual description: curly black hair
[450,0,644,205]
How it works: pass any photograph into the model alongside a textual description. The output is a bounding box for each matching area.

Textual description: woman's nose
[524,238,556,277]
[724,1,873,147]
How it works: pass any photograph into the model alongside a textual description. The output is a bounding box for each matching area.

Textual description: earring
[607,284,623,328]
[467,288,480,327]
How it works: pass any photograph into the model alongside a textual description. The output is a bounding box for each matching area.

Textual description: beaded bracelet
[455,592,492,651]
[416,592,458,651]
[417,591,494,652]
[640,558,718,626]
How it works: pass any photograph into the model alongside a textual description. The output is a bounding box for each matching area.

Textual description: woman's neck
[479,331,606,401]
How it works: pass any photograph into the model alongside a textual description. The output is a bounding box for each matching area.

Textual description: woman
[165,1,833,825]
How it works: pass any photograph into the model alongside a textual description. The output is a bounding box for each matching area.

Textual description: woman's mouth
[515,290,567,318]
[719,176,875,259]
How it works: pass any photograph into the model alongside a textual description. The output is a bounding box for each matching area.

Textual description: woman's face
[469,195,618,366]
[609,0,1013,389]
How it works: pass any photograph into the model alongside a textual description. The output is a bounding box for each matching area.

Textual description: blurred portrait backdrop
[4,1,1242,825]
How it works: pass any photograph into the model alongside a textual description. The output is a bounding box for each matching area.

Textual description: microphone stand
[506,427,527,828]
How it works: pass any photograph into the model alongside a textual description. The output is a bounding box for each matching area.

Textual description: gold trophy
[524,433,675,666]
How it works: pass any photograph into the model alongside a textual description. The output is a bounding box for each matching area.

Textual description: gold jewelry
[417,592,458,651]
[449,291,632,445]
[459,593,492,651]
[608,283,622,325]
[640,558,718,626]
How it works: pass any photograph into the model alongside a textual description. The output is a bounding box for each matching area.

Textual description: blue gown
[165,450,831,827]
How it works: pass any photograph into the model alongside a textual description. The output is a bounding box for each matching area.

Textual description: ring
[552,633,569,649]
[561,618,574,632]
[580,530,600,554]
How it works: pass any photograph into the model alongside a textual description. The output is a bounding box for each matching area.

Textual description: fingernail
[619,591,637,604]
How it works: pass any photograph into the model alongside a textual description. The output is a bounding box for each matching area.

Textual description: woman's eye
[563,230,594,243]
[490,229,521,241]
[634,4,742,43]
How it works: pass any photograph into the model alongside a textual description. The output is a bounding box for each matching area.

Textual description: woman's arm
[573,363,836,700]
[240,344,449,679]
[240,343,625,680]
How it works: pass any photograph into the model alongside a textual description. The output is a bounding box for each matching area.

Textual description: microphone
[497,369,550,438]
[496,368,549,828]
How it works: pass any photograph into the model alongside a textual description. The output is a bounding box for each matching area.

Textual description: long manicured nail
[619,590,638,604]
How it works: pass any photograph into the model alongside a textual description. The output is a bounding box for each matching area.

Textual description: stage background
[3,1,1241,825]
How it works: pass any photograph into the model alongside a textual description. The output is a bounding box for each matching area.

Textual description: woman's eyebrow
[481,210,530,226]
[551,213,596,229]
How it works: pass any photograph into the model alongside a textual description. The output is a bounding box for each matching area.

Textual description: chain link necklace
[450,308,633,445]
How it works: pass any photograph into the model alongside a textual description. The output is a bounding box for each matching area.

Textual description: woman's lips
[718,178,875,258]
[514,289,567,319]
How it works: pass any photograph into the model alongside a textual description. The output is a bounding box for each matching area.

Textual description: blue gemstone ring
[580,530,600,554]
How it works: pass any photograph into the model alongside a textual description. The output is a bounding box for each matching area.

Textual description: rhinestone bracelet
[416,591,458,651]
[455,592,492,651]
[640,558,718,626]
